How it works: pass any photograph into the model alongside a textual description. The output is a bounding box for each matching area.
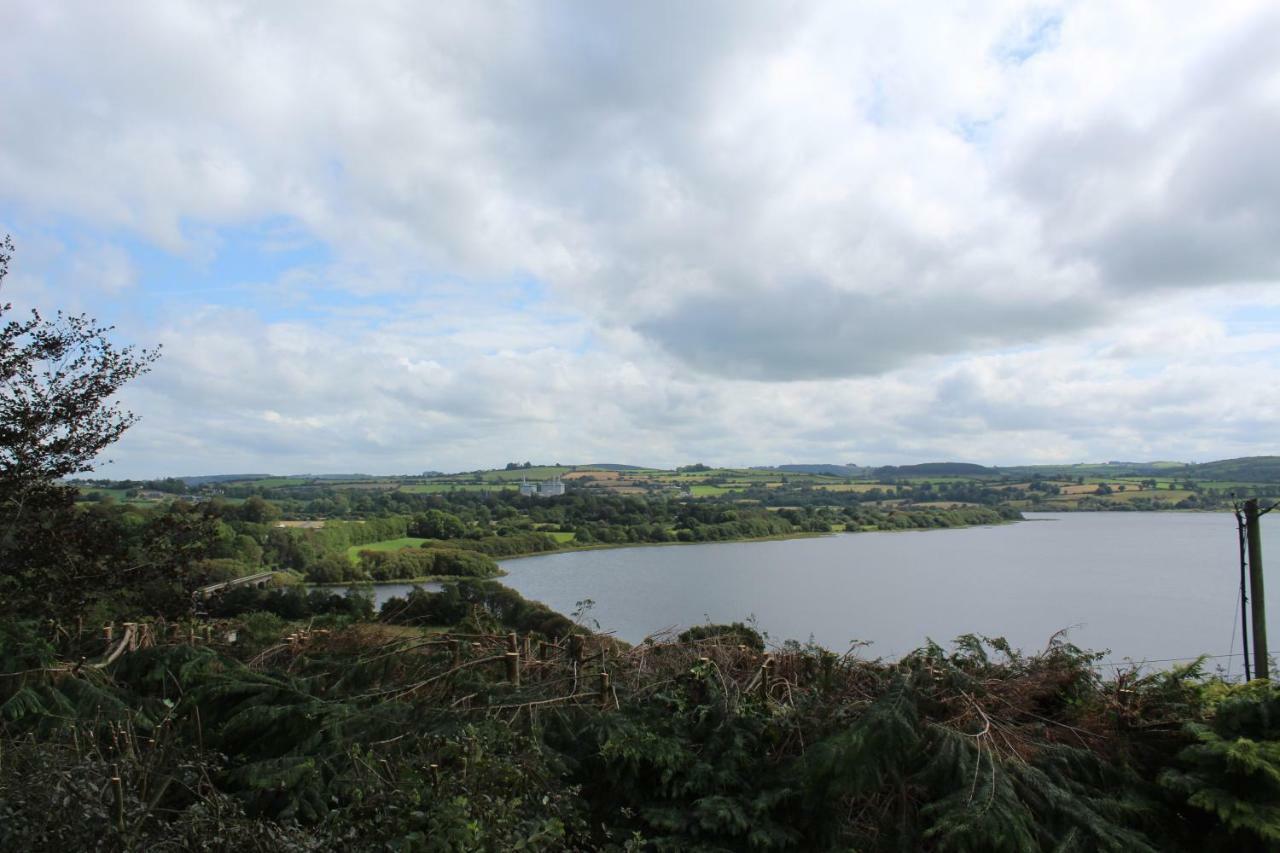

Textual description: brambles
[3,616,1277,850]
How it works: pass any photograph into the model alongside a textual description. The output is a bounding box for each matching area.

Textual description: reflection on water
[499,512,1278,669]
[316,581,443,609]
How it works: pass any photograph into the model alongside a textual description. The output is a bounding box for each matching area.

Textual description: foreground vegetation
[3,612,1278,851]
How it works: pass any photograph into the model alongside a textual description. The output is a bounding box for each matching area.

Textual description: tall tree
[0,236,185,618]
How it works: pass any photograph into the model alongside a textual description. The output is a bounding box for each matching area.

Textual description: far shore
[316,519,1024,583]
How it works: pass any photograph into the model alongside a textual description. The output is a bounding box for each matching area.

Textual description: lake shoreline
[496,511,1270,663]
[319,516,1028,582]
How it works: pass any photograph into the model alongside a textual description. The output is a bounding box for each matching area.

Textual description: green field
[689,484,736,497]
[79,487,133,500]
[78,487,168,504]
[812,483,886,493]
[547,531,576,543]
[399,483,517,494]
[345,537,429,562]
[444,466,576,483]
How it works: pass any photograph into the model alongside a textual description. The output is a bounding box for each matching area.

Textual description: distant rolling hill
[175,456,1280,489]
[177,474,276,486]
[760,464,871,477]
[1185,456,1280,483]
[875,462,997,477]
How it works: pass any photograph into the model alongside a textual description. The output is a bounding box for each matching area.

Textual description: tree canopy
[0,237,172,618]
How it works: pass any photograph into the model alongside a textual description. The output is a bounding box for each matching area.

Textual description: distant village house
[519,475,565,497]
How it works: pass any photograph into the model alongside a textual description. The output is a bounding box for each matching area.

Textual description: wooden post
[523,635,532,661]
[570,634,584,666]
[538,641,549,662]
[758,655,773,702]
[448,638,461,665]
[1236,506,1253,680]
[598,671,611,708]
[111,764,125,835]
[103,622,113,643]
[505,652,520,686]
[1246,499,1269,680]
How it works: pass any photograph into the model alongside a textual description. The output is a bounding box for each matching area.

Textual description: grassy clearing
[547,531,576,543]
[399,483,517,494]
[689,485,736,497]
[474,466,576,482]
[812,483,886,493]
[1106,489,1195,503]
[79,487,133,500]
[1032,488,1196,507]
[345,537,429,562]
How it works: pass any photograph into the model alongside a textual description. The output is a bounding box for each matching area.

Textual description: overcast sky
[2,1,1278,477]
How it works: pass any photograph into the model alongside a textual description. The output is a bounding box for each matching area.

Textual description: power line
[1096,651,1243,667]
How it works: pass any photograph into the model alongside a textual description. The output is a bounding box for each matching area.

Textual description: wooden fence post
[505,652,520,686]
[598,671,611,708]
[111,763,125,836]
[570,634,584,667]
[758,655,773,702]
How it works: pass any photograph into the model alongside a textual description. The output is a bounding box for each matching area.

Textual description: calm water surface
[495,512,1278,669]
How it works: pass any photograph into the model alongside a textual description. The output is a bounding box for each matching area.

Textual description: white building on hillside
[520,475,565,497]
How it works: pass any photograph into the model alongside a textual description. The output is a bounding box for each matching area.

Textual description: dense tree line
[19,487,1025,604]
[380,580,576,637]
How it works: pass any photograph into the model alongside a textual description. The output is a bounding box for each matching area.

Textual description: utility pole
[1235,504,1252,680]
[1245,499,1269,680]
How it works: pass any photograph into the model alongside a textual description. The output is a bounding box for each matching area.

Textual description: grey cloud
[4,2,1280,474]
[1091,104,1280,288]
[1008,11,1280,292]
[637,282,1101,380]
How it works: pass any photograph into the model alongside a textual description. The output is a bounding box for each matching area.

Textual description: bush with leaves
[356,546,500,580]
[205,586,374,621]
[1159,680,1280,849]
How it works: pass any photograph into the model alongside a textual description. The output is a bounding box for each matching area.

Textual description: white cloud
[0,1,1277,474]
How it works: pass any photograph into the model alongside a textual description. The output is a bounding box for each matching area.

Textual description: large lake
[489,512,1278,672]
